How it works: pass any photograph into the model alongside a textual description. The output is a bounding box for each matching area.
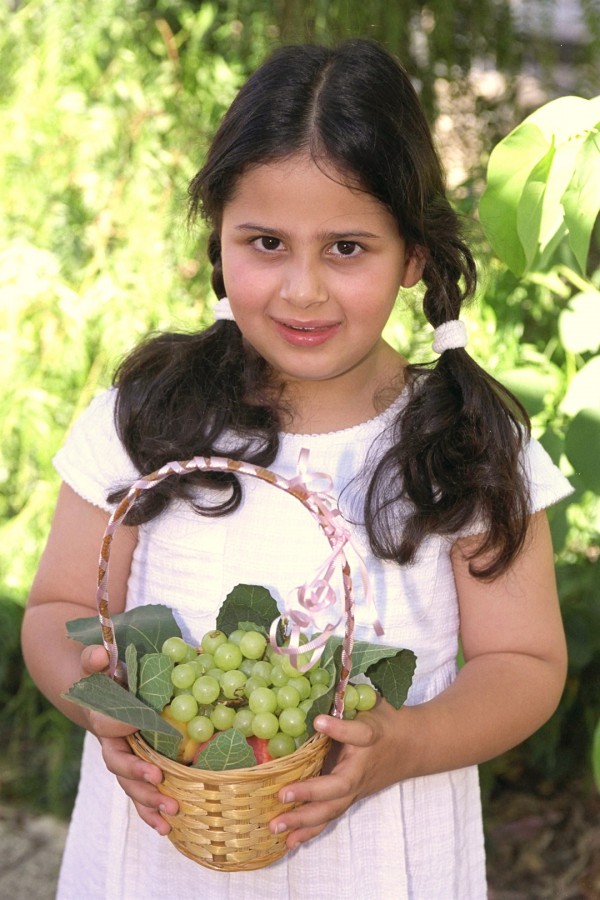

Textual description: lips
[272,318,341,347]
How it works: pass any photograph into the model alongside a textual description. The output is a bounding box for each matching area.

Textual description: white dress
[54,389,572,900]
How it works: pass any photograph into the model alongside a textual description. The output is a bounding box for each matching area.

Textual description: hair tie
[213,296,235,321]
[432,320,467,354]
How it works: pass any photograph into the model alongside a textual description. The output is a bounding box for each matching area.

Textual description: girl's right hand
[81,644,180,835]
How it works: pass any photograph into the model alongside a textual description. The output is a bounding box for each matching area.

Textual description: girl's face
[220,154,423,418]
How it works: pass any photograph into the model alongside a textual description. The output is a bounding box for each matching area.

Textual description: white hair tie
[432,320,467,354]
[214,297,235,321]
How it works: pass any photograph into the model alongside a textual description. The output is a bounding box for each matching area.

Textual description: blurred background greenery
[0,0,598,829]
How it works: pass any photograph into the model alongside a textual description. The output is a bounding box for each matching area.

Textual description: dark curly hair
[110,39,530,579]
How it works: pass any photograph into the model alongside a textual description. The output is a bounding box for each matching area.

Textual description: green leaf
[305,643,340,734]
[564,408,600,493]
[66,604,182,662]
[141,729,182,761]
[516,139,556,270]
[137,653,174,711]
[561,357,600,417]
[63,673,182,737]
[126,643,138,695]
[480,121,549,275]
[367,651,417,709]
[216,584,280,636]
[559,291,600,354]
[562,126,600,274]
[321,637,416,712]
[192,728,256,771]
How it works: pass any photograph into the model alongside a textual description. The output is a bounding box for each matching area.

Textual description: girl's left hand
[269,698,410,849]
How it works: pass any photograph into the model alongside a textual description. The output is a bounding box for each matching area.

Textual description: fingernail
[273,822,287,834]
[283,791,295,803]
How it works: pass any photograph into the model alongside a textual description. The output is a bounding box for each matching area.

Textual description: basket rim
[128,729,330,782]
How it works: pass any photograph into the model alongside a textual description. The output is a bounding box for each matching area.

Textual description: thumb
[314,713,377,748]
[81,644,111,676]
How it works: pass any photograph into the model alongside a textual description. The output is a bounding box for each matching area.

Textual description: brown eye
[334,241,359,256]
[257,236,281,251]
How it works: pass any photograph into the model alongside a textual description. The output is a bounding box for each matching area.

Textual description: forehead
[222,153,396,232]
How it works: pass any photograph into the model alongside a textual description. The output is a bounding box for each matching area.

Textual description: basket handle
[97,452,360,717]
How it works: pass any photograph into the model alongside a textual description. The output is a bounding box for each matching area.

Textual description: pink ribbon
[269,449,384,674]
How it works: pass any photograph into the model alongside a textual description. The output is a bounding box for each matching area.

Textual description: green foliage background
[1,0,599,815]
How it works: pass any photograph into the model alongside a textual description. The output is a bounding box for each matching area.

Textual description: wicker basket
[96,454,356,871]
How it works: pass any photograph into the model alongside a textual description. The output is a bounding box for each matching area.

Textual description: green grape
[343,683,360,711]
[221,669,247,699]
[299,698,313,714]
[183,644,199,662]
[244,675,268,696]
[251,660,273,683]
[270,666,289,688]
[287,675,311,701]
[294,731,309,748]
[207,667,224,682]
[210,703,236,731]
[281,653,311,678]
[356,684,377,710]
[213,641,243,672]
[268,733,296,758]
[187,715,214,743]
[201,630,228,655]
[343,708,358,720]
[248,687,278,714]
[193,653,214,675]
[228,629,245,646]
[278,707,307,737]
[170,662,197,690]
[252,711,279,739]
[240,658,256,676]
[309,667,330,686]
[310,682,329,701]
[276,685,301,709]
[192,675,220,705]
[170,693,198,723]
[233,708,255,737]
[161,636,191,663]
[239,630,268,660]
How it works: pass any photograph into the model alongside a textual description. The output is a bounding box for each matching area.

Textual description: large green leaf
[499,366,561,417]
[192,728,256,771]
[126,642,138,695]
[137,653,174,712]
[63,673,182,737]
[216,584,280,636]
[562,126,600,275]
[480,121,548,275]
[564,408,600,493]
[559,291,600,354]
[66,604,182,662]
[142,729,182,761]
[561,357,600,417]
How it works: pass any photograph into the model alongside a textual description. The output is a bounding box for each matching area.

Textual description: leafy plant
[478,93,600,791]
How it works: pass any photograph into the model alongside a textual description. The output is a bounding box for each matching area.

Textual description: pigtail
[366,224,531,579]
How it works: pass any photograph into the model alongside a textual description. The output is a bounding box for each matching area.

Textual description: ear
[400,244,427,288]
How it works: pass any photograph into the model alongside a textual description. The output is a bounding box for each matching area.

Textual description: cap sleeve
[523,434,574,513]
[53,389,139,512]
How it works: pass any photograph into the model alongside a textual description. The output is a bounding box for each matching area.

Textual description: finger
[314,713,377,748]
[100,736,164,787]
[131,799,173,836]
[88,709,138,739]
[286,824,328,850]
[271,794,348,840]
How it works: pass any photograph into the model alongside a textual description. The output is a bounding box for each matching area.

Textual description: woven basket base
[127,730,331,871]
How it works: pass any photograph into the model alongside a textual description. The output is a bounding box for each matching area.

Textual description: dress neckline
[280,389,407,441]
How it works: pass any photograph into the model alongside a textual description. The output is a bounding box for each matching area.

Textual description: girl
[22,39,572,899]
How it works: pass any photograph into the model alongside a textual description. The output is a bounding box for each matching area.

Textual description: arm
[270,511,567,848]
[22,483,178,834]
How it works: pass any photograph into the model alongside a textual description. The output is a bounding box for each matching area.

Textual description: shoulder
[53,388,139,512]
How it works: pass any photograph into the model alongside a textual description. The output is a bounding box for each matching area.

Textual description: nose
[280,257,328,308]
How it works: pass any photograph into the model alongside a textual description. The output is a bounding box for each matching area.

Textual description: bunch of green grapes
[160,629,377,764]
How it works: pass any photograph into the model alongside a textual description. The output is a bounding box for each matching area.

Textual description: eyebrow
[234,222,382,241]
